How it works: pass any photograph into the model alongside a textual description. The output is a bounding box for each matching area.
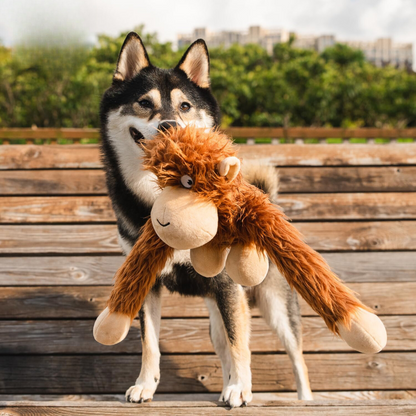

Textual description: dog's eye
[139,99,152,108]
[180,102,191,112]
[180,175,193,189]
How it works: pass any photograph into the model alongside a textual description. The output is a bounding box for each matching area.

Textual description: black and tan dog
[100,32,313,407]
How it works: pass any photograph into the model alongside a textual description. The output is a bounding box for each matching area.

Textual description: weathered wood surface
[1,403,416,415]
[0,283,414,318]
[278,193,416,220]
[2,126,416,139]
[1,143,415,406]
[2,391,416,401]
[1,252,414,285]
[1,353,415,393]
[3,167,416,195]
[0,316,414,354]
[2,144,416,170]
[0,145,102,170]
[1,193,415,223]
[1,401,416,416]
[278,166,416,193]
[2,221,416,253]
[0,170,107,195]
[0,128,100,139]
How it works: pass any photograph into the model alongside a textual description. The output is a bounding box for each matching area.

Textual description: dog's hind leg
[254,262,313,400]
[205,283,253,408]
[126,287,162,403]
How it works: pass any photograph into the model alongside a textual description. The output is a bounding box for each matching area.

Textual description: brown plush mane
[140,126,368,333]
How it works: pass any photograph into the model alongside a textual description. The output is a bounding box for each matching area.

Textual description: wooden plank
[1,391,415,401]
[0,145,102,170]
[2,126,415,139]
[237,144,416,166]
[278,166,416,193]
[0,316,413,354]
[0,283,413,319]
[0,353,415,393]
[0,225,120,254]
[2,167,416,195]
[2,145,416,170]
[0,287,207,318]
[1,252,414,286]
[1,399,416,408]
[0,170,107,195]
[0,256,123,285]
[0,401,416,416]
[1,222,415,254]
[2,193,415,223]
[0,196,115,223]
[1,404,416,416]
[0,128,100,139]
[323,252,416,283]
[279,193,416,220]
[297,221,416,251]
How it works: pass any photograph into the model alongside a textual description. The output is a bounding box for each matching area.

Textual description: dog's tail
[242,163,279,203]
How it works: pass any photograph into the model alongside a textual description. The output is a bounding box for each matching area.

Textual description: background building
[178,26,413,69]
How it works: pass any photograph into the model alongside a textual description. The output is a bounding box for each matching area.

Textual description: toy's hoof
[190,244,228,277]
[338,308,387,354]
[226,244,268,286]
[93,307,132,345]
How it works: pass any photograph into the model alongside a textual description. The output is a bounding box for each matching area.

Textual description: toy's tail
[259,208,367,334]
[108,219,174,319]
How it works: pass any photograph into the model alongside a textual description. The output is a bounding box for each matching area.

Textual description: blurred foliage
[0,26,415,128]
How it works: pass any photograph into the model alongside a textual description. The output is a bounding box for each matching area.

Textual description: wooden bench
[1,143,416,415]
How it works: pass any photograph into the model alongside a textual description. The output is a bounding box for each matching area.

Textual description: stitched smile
[157,219,170,227]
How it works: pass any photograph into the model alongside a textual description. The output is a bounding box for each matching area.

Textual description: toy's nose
[159,120,179,132]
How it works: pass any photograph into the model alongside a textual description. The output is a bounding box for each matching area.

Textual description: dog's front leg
[206,284,253,408]
[126,288,162,403]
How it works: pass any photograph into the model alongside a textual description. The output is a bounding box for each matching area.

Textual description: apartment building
[178,26,413,69]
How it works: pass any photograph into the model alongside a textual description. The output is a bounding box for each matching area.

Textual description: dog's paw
[125,378,159,403]
[221,380,252,408]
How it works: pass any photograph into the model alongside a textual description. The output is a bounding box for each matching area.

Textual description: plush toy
[94,126,387,354]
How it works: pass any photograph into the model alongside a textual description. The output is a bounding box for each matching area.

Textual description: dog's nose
[159,121,179,132]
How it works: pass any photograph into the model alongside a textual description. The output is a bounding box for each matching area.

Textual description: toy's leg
[226,244,269,286]
[126,288,162,403]
[254,262,313,400]
[206,285,253,408]
[191,244,228,277]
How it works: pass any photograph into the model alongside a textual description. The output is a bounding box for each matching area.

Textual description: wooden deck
[1,143,416,415]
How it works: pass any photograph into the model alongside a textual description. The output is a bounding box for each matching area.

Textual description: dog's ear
[113,32,151,83]
[176,39,210,89]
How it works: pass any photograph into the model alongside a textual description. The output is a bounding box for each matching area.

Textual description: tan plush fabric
[151,187,218,250]
[226,244,268,286]
[93,306,132,345]
[338,308,387,353]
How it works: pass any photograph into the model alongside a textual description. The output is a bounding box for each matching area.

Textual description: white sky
[0,0,415,58]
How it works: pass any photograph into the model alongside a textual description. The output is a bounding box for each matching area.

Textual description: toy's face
[151,186,218,250]
[150,156,241,250]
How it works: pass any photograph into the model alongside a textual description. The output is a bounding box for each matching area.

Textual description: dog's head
[101,32,220,145]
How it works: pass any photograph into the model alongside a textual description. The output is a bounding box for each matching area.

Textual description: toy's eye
[139,99,152,108]
[180,102,191,112]
[181,175,193,189]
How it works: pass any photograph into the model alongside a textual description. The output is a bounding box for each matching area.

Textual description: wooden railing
[1,127,416,144]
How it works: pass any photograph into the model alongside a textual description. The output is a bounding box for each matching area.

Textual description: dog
[100,32,313,408]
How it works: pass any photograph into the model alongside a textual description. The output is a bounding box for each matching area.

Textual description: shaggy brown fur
[108,220,174,318]
[108,126,368,333]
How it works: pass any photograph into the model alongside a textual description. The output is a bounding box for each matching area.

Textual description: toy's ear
[218,156,241,182]
[176,39,210,88]
[113,32,151,83]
